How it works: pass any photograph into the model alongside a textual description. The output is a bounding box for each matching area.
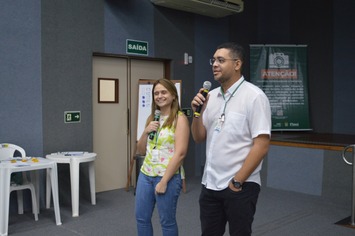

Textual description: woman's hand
[155,181,167,195]
[145,120,160,135]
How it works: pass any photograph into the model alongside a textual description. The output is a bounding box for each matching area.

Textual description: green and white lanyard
[151,127,161,162]
[152,122,164,149]
[215,79,245,132]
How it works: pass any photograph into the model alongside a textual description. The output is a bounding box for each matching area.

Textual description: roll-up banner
[250,45,311,131]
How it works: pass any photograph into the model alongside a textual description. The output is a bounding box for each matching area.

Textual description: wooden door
[93,56,166,192]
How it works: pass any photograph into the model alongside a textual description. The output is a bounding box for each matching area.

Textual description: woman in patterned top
[135,78,190,236]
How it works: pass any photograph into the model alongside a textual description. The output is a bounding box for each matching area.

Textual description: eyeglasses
[209,58,239,65]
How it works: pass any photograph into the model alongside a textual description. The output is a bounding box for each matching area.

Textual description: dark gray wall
[42,0,104,155]
[0,1,42,156]
[333,1,355,133]
[0,0,104,210]
[104,0,155,54]
[289,0,334,133]
[41,0,104,205]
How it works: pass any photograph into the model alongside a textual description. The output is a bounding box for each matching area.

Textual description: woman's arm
[155,114,190,194]
[136,119,160,155]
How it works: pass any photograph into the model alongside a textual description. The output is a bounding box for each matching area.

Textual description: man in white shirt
[191,42,271,236]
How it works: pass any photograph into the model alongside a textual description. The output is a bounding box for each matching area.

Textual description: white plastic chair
[0,143,38,221]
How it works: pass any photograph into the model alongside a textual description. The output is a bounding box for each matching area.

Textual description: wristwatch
[231,179,243,189]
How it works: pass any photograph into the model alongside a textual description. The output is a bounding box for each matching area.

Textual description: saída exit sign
[126,39,148,56]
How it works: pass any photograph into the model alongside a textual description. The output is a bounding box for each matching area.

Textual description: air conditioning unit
[150,0,244,18]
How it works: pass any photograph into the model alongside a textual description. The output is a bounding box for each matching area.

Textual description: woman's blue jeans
[135,172,182,236]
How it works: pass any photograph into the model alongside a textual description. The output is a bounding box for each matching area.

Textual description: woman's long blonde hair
[146,78,181,128]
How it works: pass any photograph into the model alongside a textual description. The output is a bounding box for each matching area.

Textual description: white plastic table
[0,157,62,236]
[46,152,96,217]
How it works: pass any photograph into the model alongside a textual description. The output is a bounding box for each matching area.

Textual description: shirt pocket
[224,112,246,135]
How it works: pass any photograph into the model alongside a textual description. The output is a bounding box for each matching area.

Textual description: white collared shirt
[201,76,271,190]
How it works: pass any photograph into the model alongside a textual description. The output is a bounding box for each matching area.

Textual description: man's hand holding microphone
[192,81,212,118]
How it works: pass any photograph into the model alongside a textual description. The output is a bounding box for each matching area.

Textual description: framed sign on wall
[98,78,119,103]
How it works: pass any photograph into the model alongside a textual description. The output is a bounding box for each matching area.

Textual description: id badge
[152,149,159,163]
[214,117,223,132]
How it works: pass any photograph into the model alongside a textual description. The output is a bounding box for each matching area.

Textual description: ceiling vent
[150,0,244,18]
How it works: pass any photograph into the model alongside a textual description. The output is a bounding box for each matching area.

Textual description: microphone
[149,110,161,140]
[194,81,212,118]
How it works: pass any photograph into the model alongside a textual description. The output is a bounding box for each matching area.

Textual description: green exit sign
[64,111,81,123]
[126,39,148,56]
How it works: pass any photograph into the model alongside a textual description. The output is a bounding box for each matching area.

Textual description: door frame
[93,52,171,188]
